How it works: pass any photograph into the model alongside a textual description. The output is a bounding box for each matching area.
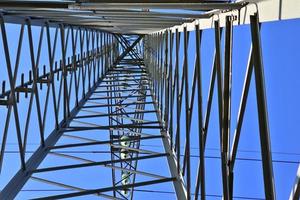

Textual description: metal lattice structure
[0,0,299,200]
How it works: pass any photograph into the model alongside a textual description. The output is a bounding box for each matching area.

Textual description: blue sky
[0,17,299,199]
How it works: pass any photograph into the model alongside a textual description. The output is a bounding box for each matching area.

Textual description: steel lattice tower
[0,1,299,200]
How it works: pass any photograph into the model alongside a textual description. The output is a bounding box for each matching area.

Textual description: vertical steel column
[60,24,70,120]
[164,30,169,127]
[175,28,181,174]
[169,29,174,149]
[222,16,233,200]
[183,26,191,200]
[250,14,276,200]
[194,23,205,200]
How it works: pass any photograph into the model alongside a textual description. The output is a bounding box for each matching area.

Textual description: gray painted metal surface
[0,1,299,199]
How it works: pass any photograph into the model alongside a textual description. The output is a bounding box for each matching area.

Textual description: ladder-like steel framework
[0,1,299,200]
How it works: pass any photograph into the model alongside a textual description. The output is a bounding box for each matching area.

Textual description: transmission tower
[0,1,299,200]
